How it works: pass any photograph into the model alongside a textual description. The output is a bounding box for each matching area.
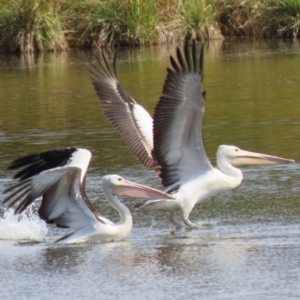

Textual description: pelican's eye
[118,178,122,181]
[235,148,238,152]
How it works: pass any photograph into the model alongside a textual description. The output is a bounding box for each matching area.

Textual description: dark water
[0,39,300,299]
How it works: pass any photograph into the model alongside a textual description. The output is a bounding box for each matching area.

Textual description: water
[0,39,300,299]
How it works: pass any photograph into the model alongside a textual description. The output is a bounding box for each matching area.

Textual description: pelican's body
[2,148,174,243]
[91,42,294,228]
[139,144,292,227]
[142,169,235,214]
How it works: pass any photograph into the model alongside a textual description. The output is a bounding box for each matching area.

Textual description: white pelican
[2,148,174,243]
[90,41,295,228]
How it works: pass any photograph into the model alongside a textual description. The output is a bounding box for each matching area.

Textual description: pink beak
[232,149,295,167]
[114,179,175,199]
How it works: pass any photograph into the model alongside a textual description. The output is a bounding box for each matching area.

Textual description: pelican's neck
[103,186,132,227]
[217,154,243,187]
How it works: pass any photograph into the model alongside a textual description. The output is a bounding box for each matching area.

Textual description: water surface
[0,39,300,299]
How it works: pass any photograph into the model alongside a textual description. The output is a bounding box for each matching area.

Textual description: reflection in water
[40,244,96,273]
[0,40,300,299]
[220,38,300,56]
[10,243,92,275]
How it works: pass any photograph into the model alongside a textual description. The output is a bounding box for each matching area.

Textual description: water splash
[0,206,48,242]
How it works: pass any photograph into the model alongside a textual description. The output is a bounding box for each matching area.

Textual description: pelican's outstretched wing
[153,41,214,188]
[2,148,103,232]
[90,52,160,171]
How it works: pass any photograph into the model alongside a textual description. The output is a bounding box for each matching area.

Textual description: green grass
[63,0,166,47]
[179,0,222,40]
[216,0,264,37]
[61,0,108,48]
[261,0,300,38]
[216,0,300,38]
[0,0,68,52]
[0,0,299,52]
[62,0,221,47]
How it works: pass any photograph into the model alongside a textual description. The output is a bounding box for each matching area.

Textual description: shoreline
[0,0,299,53]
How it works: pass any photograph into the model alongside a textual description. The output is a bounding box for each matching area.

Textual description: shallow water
[0,39,300,299]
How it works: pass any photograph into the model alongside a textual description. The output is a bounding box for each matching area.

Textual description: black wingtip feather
[176,46,187,71]
[199,42,204,77]
[14,188,32,214]
[101,49,114,78]
[192,40,197,72]
[90,49,116,83]
[2,148,79,214]
[113,52,118,78]
[170,56,181,72]
[8,148,77,181]
[184,41,192,71]
[170,40,204,75]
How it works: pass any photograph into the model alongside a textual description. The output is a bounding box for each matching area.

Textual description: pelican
[2,148,174,243]
[90,41,295,228]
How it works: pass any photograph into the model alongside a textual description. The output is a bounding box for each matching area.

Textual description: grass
[261,0,300,38]
[180,0,222,40]
[0,0,68,52]
[216,0,300,38]
[0,0,299,52]
[63,0,220,47]
[61,0,109,48]
[60,0,168,47]
[216,0,263,37]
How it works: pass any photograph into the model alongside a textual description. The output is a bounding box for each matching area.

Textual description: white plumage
[91,41,294,228]
[2,148,174,243]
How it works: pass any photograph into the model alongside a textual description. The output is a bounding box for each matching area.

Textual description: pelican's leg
[182,204,200,228]
[183,216,200,228]
[169,212,183,228]
[183,212,215,229]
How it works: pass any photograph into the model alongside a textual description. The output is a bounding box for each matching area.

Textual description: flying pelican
[2,148,174,243]
[90,41,295,228]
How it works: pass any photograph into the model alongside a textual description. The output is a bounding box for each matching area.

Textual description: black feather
[184,41,192,71]
[8,148,77,181]
[176,46,188,70]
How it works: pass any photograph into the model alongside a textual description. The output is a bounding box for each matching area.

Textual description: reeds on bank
[0,0,67,52]
[0,0,299,52]
[62,0,221,47]
[216,0,300,38]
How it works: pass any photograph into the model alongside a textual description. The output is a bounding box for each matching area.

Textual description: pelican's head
[102,175,175,199]
[217,145,295,167]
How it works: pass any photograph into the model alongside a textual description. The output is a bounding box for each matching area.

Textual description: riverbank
[0,0,299,52]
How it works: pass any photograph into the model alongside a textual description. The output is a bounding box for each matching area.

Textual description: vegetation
[0,0,299,52]
[216,0,300,38]
[0,0,67,52]
[260,0,300,38]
